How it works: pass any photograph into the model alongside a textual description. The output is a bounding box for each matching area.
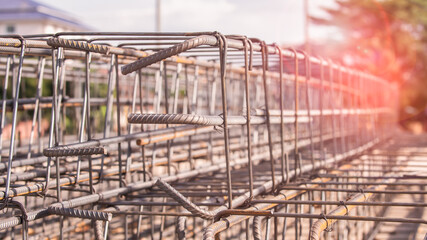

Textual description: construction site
[0,3,427,240]
[0,31,424,240]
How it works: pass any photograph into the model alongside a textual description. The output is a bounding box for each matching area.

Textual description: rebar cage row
[0,32,424,240]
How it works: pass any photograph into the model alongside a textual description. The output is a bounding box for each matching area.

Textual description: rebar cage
[0,32,425,240]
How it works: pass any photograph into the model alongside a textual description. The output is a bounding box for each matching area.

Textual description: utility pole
[304,0,310,55]
[155,0,161,32]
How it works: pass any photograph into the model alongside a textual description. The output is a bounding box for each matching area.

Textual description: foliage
[312,0,427,123]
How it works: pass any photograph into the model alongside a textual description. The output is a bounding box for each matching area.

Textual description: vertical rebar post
[4,38,26,200]
[216,33,233,209]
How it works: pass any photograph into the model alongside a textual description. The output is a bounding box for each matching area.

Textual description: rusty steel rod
[0,32,418,240]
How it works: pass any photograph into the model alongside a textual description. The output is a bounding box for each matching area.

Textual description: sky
[38,0,337,45]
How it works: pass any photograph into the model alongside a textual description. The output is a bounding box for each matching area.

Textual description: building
[0,0,90,35]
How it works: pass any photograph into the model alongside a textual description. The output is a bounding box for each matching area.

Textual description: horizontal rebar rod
[278,186,427,194]
[0,135,381,230]
[128,113,309,125]
[43,146,107,157]
[99,201,224,207]
[296,181,427,186]
[317,174,427,179]
[103,211,194,217]
[214,210,427,224]
[0,31,407,240]
[250,199,427,207]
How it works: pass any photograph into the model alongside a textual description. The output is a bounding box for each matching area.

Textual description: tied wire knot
[241,107,256,118]
[277,192,288,202]
[35,191,46,198]
[358,188,368,200]
[120,178,128,187]
[0,198,29,231]
[213,113,225,133]
[138,170,153,181]
[272,185,283,196]
[242,196,254,208]
[0,196,12,214]
[339,201,349,215]
[320,212,333,232]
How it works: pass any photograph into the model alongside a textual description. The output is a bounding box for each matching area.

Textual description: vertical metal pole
[208,65,216,164]
[155,0,161,32]
[55,50,66,203]
[85,52,94,193]
[338,66,346,155]
[275,45,287,183]
[138,70,147,181]
[136,205,144,239]
[265,217,271,240]
[328,60,337,164]
[295,197,299,240]
[104,221,109,240]
[300,51,315,169]
[172,64,182,114]
[243,39,254,198]
[304,0,310,55]
[27,57,45,159]
[319,59,325,165]
[125,69,139,183]
[100,55,116,182]
[185,65,194,169]
[149,62,164,240]
[0,56,11,163]
[4,41,25,199]
[217,34,233,209]
[104,55,116,138]
[260,42,276,190]
[152,61,164,174]
[163,62,172,176]
[57,58,67,145]
[287,49,300,176]
[281,204,289,240]
[169,63,182,170]
[114,54,123,187]
[75,50,89,184]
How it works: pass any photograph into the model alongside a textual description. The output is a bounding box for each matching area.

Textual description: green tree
[312,0,427,125]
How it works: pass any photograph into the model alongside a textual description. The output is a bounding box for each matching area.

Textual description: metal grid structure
[0,32,425,240]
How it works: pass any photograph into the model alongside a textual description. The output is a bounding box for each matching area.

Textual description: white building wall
[0,20,85,35]
[0,21,45,35]
[44,23,79,34]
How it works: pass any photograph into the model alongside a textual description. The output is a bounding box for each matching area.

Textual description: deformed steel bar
[98,200,224,207]
[47,206,112,221]
[211,210,427,224]
[202,137,385,239]
[0,135,380,229]
[0,31,403,239]
[120,34,387,85]
[250,199,427,207]
[316,174,427,179]
[43,146,107,157]
[309,174,399,239]
[155,178,218,219]
[103,211,194,217]
[296,181,427,186]
[0,126,330,194]
[278,186,427,195]
[127,113,309,125]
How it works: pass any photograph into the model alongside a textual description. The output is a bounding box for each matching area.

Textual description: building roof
[0,0,91,30]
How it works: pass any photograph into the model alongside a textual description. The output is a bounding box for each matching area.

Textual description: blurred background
[1,0,426,133]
